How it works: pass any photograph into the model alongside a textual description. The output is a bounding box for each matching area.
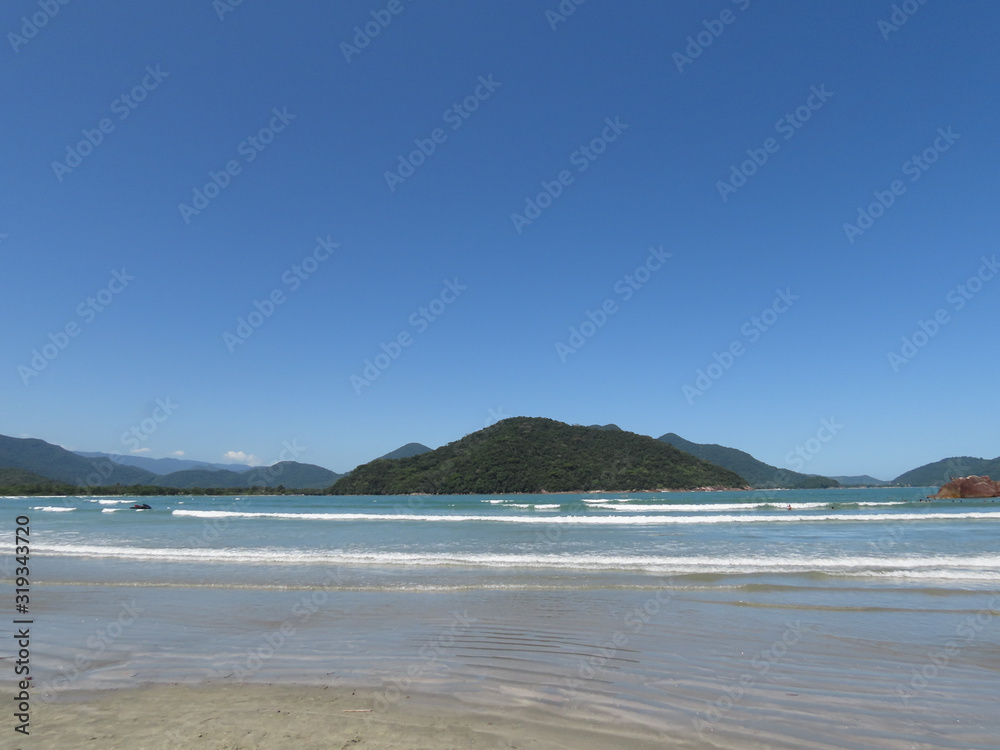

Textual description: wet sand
[8,576,1000,748]
[5,682,704,750]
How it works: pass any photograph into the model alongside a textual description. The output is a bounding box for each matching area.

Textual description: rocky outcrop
[932,475,1000,499]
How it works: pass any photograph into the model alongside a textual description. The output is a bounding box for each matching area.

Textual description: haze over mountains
[0,435,340,490]
[74,451,256,475]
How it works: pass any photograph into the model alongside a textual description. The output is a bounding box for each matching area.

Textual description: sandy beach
[6,683,705,750]
[7,490,1000,749]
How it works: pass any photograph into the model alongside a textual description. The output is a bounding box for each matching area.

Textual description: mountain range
[0,423,994,493]
[892,456,1000,487]
[331,417,747,494]
[0,435,340,490]
[657,433,840,489]
[74,451,257,475]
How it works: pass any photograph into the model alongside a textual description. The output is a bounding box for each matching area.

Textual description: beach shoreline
[7,489,1000,749]
[4,681,705,750]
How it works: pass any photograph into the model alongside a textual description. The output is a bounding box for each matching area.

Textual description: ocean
[6,487,1000,748]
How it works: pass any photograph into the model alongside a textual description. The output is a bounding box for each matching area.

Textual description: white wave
[97,499,135,505]
[29,543,1000,578]
[170,509,1000,525]
[854,569,1000,582]
[587,501,908,512]
[101,508,122,513]
[30,506,76,512]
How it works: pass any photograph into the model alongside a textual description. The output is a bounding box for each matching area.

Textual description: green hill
[331,417,748,495]
[156,461,341,490]
[0,467,57,486]
[830,475,890,487]
[378,443,433,461]
[0,434,341,492]
[892,456,1000,486]
[0,434,156,486]
[254,461,342,489]
[0,467,79,494]
[657,433,840,489]
[156,468,254,489]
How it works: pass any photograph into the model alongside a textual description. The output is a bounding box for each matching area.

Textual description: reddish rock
[932,475,1000,499]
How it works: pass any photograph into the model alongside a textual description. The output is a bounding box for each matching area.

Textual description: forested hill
[893,456,1000,486]
[657,433,840,489]
[330,417,748,495]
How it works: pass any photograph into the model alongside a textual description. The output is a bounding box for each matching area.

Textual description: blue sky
[2,0,998,480]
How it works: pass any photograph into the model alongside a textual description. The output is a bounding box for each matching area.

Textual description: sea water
[5,487,1000,748]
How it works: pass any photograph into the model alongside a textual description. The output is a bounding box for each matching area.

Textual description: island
[330,417,749,495]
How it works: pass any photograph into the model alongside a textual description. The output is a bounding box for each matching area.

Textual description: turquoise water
[14,487,1000,588]
[6,487,1000,748]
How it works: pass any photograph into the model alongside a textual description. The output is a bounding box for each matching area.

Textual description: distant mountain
[657,433,840,489]
[74,451,255,475]
[131,461,342,490]
[830,475,890,487]
[0,435,339,491]
[253,461,342,489]
[377,443,433,461]
[0,435,156,486]
[155,468,254,489]
[332,417,748,495]
[892,456,1000,487]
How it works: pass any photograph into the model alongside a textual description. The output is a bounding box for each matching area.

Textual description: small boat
[130,503,152,510]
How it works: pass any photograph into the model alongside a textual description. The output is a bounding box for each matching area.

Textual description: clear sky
[3,0,998,480]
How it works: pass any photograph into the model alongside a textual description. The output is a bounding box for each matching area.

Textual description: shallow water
[5,488,1000,748]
